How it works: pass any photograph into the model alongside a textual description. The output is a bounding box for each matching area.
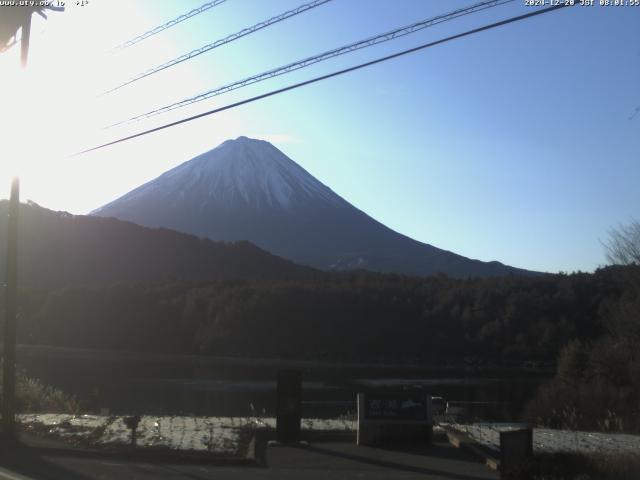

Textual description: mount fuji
[92,136,531,277]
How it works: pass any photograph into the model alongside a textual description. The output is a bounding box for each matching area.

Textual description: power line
[76,3,574,157]
[113,0,228,50]
[105,0,334,94]
[109,0,514,127]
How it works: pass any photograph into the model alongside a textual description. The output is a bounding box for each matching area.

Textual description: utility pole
[1,5,31,442]
[2,178,19,441]
[0,3,62,442]
[19,9,31,68]
[0,6,29,443]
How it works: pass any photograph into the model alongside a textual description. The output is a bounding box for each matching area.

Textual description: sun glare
[1,1,251,210]
[0,2,150,202]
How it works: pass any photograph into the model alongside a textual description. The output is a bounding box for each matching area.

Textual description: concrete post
[500,428,533,476]
[276,369,302,443]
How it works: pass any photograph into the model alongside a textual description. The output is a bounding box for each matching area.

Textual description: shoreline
[15,343,555,376]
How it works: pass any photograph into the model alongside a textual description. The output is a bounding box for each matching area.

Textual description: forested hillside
[0,201,315,288]
[13,266,636,365]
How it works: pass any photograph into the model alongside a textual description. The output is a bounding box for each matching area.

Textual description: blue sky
[1,0,638,273]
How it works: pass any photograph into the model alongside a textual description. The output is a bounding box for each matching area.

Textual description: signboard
[364,393,428,421]
[357,392,433,446]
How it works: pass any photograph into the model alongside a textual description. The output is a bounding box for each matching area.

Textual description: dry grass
[12,372,80,413]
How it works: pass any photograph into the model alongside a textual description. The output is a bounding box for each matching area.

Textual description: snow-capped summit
[93,137,531,277]
[168,136,340,210]
[96,136,339,214]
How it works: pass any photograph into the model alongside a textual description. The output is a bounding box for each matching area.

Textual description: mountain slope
[0,201,314,288]
[93,136,533,278]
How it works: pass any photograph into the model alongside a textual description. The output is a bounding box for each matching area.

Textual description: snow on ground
[17,414,355,454]
[20,414,106,442]
[444,422,640,456]
[25,415,639,458]
[20,413,105,430]
[98,416,242,453]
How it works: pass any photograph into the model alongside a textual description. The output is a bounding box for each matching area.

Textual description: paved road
[0,438,498,480]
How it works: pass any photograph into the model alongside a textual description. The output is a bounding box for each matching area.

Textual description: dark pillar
[500,428,533,477]
[276,369,302,443]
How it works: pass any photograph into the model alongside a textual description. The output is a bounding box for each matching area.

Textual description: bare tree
[602,219,640,338]
[604,218,640,266]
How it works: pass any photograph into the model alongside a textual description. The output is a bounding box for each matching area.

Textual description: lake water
[16,345,549,420]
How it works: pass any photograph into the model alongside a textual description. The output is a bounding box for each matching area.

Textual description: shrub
[0,369,80,413]
[525,333,640,432]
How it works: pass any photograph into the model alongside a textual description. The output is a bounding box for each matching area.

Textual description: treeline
[526,266,640,432]
[10,266,637,365]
